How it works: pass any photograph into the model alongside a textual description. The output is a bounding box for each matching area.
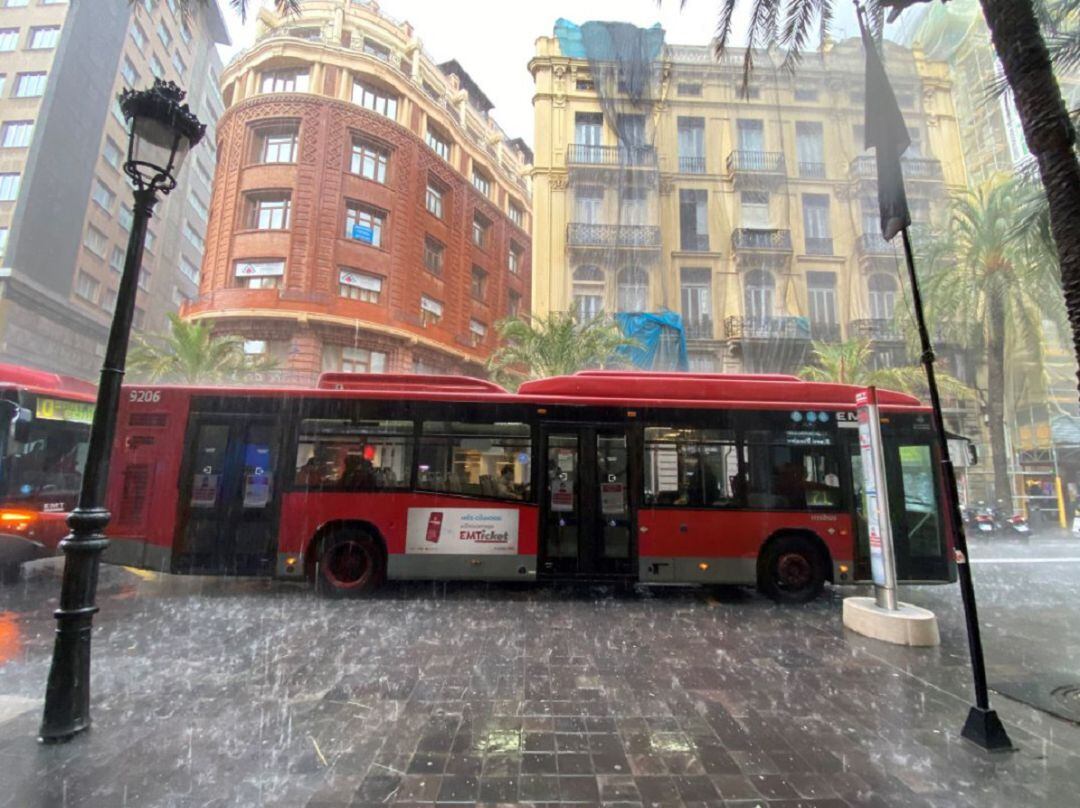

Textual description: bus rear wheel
[315,530,385,598]
[758,536,825,604]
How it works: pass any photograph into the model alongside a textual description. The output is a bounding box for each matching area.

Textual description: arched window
[868,273,898,320]
[744,269,774,321]
[573,266,604,321]
[616,267,648,312]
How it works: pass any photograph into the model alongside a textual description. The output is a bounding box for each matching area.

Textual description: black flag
[859,12,911,241]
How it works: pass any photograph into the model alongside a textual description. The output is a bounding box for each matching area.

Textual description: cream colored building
[529,27,969,376]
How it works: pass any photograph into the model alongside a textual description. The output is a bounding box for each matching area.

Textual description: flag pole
[898,227,1013,751]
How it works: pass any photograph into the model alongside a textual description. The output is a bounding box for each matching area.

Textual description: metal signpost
[856,387,898,611]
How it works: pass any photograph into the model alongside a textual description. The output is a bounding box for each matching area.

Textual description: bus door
[539,426,635,578]
[849,434,952,583]
[177,415,282,575]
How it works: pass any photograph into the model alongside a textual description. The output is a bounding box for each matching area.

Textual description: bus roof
[144,370,923,411]
[0,362,97,403]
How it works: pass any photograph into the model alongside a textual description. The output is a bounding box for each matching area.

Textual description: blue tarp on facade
[554,19,666,62]
[614,311,689,371]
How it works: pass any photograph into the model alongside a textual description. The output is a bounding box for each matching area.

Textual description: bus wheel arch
[757,530,831,604]
[306,520,387,597]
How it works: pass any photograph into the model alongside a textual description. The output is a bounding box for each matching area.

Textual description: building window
[739,191,770,229]
[171,53,186,76]
[472,214,490,248]
[1,0,28,6]
[0,172,19,201]
[129,22,146,50]
[345,201,385,246]
[180,19,192,44]
[470,266,487,300]
[420,295,443,326]
[794,87,819,102]
[83,225,107,257]
[350,136,389,182]
[149,55,165,80]
[133,307,146,330]
[869,273,898,320]
[801,193,832,255]
[574,112,603,153]
[138,265,152,290]
[472,169,491,197]
[234,258,285,289]
[0,227,8,260]
[574,185,604,223]
[103,137,123,171]
[0,30,17,53]
[0,120,32,148]
[144,229,155,254]
[508,242,522,274]
[28,26,60,50]
[508,200,524,228]
[352,78,397,118]
[120,57,139,88]
[423,236,444,275]
[246,192,291,230]
[679,189,709,251]
[362,37,392,62]
[425,181,444,218]
[677,117,705,173]
[736,119,765,152]
[184,222,205,254]
[338,268,382,302]
[110,247,124,274]
[14,72,47,98]
[156,20,173,49]
[744,269,774,321]
[795,122,825,178]
[91,178,115,212]
[119,204,133,231]
[322,345,388,374]
[253,122,299,163]
[508,289,521,318]
[573,265,604,322]
[74,270,100,303]
[180,254,199,283]
[426,126,450,159]
[469,318,487,346]
[807,271,838,333]
[172,286,191,308]
[261,68,309,94]
[616,266,648,312]
[189,192,209,222]
[680,268,712,339]
[102,288,117,313]
[677,82,702,96]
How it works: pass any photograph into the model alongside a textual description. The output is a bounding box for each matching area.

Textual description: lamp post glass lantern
[38,79,204,744]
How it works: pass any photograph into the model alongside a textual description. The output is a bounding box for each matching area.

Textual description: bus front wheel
[758,536,825,604]
[315,530,385,598]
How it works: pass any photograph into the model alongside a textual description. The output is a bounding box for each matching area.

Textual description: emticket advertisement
[405,508,519,555]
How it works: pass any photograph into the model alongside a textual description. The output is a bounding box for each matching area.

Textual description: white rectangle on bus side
[405,508,519,555]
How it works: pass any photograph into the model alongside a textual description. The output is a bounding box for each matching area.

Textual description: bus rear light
[0,511,35,531]
[698,562,709,571]
[839,564,849,574]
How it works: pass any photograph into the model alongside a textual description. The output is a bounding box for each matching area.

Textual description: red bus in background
[0,363,95,578]
[103,371,956,602]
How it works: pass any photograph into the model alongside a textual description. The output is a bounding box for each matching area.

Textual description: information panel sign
[856,387,898,609]
[405,508,519,555]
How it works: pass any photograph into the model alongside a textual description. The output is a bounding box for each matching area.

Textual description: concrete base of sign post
[842,597,940,646]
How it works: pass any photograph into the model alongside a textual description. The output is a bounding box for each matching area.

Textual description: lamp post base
[961,706,1015,752]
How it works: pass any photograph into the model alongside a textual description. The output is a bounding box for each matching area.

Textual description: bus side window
[416,421,531,501]
[745,440,842,510]
[643,427,741,508]
[294,418,413,491]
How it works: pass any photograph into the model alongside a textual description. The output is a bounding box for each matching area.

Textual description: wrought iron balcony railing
[798,161,826,178]
[805,237,834,256]
[731,228,793,251]
[680,233,710,252]
[856,233,894,255]
[726,150,785,173]
[678,155,706,174]
[725,316,811,340]
[809,321,842,343]
[849,318,903,342]
[567,222,662,249]
[567,143,657,167]
[684,316,714,340]
[850,155,943,181]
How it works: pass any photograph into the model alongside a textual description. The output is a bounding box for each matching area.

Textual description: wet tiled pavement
[0,536,1078,806]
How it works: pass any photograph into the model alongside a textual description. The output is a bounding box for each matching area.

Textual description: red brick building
[184,1,532,381]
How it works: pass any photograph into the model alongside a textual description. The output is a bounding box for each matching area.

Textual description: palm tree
[177,0,300,21]
[128,313,277,383]
[799,338,973,398]
[918,178,1067,503]
[487,313,637,391]
[706,0,1080,398]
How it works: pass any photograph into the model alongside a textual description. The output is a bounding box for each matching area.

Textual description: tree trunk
[986,294,1011,506]
[979,0,1080,399]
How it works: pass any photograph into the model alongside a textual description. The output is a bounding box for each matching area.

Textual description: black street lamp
[39,80,204,743]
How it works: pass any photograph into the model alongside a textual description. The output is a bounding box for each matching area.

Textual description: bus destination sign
[35,397,94,424]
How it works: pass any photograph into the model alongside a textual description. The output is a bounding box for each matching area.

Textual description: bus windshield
[0,400,91,509]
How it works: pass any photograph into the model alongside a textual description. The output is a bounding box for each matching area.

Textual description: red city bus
[0,363,95,578]
[103,371,956,602]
